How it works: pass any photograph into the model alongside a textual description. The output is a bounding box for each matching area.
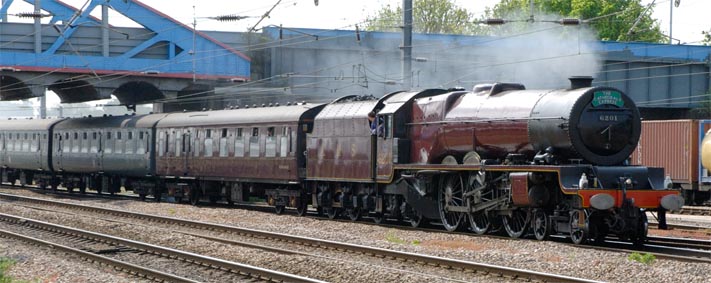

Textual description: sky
[6,0,711,44]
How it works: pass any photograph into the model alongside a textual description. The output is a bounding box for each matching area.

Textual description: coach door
[176,129,192,175]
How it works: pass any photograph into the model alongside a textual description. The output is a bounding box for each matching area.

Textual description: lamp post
[670,0,680,44]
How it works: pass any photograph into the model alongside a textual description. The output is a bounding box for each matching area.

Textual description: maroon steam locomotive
[0,77,683,244]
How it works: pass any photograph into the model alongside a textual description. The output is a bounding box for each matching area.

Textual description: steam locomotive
[0,77,683,244]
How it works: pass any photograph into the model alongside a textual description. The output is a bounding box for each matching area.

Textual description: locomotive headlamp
[660,194,684,212]
[625,178,633,185]
[578,173,588,189]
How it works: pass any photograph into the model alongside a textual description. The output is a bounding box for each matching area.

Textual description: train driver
[368,111,383,136]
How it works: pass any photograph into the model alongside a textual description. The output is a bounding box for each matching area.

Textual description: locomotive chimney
[569,76,593,89]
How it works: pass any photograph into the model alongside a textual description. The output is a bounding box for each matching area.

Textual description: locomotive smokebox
[569,76,593,89]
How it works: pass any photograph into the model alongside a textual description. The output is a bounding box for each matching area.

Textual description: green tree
[691,92,711,118]
[703,29,711,45]
[364,0,481,35]
[485,0,666,43]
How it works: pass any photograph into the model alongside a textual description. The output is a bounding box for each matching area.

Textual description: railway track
[646,236,711,253]
[0,212,323,283]
[19,184,711,233]
[678,206,711,216]
[5,187,711,257]
[0,192,601,283]
[324,216,711,263]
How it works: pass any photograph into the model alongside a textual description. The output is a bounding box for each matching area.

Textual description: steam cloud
[275,12,603,101]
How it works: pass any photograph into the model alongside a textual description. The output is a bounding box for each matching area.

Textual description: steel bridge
[0,0,250,115]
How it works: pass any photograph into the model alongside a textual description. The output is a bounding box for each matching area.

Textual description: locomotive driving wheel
[468,211,490,235]
[439,174,464,232]
[503,208,530,239]
[408,210,425,228]
[463,151,490,234]
[570,210,587,244]
[532,209,551,241]
[631,212,648,246]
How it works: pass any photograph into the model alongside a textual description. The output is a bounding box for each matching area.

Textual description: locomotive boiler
[411,77,640,166]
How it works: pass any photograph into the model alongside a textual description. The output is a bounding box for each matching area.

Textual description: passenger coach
[154,103,323,207]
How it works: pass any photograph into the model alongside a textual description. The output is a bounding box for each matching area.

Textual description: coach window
[137,131,145,154]
[63,133,70,153]
[1,134,5,151]
[54,134,61,152]
[89,132,98,153]
[12,133,18,151]
[249,127,260,157]
[204,129,214,157]
[280,127,291,157]
[21,133,28,152]
[219,128,228,157]
[234,128,245,157]
[174,130,182,157]
[115,131,123,154]
[265,127,277,157]
[71,132,79,153]
[190,130,198,157]
[125,131,134,154]
[158,131,166,157]
[79,132,88,153]
[179,130,189,157]
[104,131,113,154]
[30,133,38,152]
[7,133,13,151]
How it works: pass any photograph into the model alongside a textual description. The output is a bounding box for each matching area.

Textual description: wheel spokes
[468,211,490,235]
[570,210,586,244]
[503,209,530,239]
[533,209,550,241]
[439,175,464,232]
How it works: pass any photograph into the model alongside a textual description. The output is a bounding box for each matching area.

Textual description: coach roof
[156,103,324,128]
[53,114,152,130]
[0,118,66,131]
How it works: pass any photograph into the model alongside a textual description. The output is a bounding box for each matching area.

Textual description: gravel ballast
[0,188,709,283]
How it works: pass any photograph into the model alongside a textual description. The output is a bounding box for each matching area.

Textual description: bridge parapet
[0,0,249,105]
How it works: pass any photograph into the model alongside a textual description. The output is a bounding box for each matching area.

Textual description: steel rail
[0,229,199,283]
[0,192,598,283]
[677,206,711,216]
[0,211,325,283]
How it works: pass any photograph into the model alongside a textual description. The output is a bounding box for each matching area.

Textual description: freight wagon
[631,119,711,205]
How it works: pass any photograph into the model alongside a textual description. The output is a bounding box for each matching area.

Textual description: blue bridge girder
[0,0,250,105]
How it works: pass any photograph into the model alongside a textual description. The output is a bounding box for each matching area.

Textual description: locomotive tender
[0,77,682,244]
